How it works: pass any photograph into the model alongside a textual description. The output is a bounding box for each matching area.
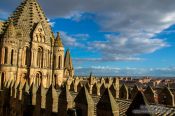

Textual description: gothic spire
[97,88,119,116]
[64,49,73,70]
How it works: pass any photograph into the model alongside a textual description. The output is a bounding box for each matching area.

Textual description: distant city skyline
[1,0,175,76]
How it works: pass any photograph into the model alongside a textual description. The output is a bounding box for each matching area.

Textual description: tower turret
[0,19,18,81]
[3,20,16,39]
[53,32,64,87]
[54,32,63,47]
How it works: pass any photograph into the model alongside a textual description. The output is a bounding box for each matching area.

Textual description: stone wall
[0,75,175,116]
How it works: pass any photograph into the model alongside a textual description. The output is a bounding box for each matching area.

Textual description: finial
[55,32,63,47]
[56,32,61,40]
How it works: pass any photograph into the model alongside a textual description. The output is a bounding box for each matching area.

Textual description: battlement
[0,76,175,116]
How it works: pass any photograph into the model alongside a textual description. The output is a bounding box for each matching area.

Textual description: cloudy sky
[1,0,175,77]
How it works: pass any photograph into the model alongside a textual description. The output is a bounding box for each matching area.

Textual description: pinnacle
[55,32,64,47]
[59,85,73,101]
[121,84,127,90]
[74,86,94,105]
[3,20,16,38]
[97,88,118,112]
[64,49,73,70]
[46,84,57,98]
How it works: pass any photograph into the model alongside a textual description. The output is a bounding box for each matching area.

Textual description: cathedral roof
[55,32,63,47]
[2,0,53,41]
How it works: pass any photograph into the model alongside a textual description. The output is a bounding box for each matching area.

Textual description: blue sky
[1,0,175,77]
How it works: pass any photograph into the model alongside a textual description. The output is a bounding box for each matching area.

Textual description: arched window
[1,72,4,89]
[1,48,5,64]
[22,47,29,66]
[53,54,56,68]
[40,34,43,42]
[35,72,42,87]
[36,34,39,41]
[46,74,50,87]
[4,47,8,64]
[43,36,46,42]
[54,74,57,87]
[25,47,30,66]
[37,47,43,68]
[46,50,48,67]
[58,56,61,69]
[11,49,14,65]
[47,50,50,68]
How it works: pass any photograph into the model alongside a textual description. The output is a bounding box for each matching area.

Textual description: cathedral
[0,0,74,88]
[1,1,175,116]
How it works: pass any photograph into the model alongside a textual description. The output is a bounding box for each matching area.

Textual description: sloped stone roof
[2,0,53,41]
[74,86,94,105]
[97,88,119,112]
[126,91,153,116]
[59,85,73,102]
[46,84,57,98]
[144,86,154,95]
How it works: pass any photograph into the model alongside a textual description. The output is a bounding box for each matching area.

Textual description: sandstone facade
[0,0,74,88]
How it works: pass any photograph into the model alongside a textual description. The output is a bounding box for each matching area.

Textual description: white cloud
[86,34,168,61]
[64,11,83,22]
[73,33,89,40]
[35,0,175,33]
[60,31,85,47]
[47,19,55,27]
[74,57,143,62]
[0,0,173,62]
[75,66,175,77]
[38,0,173,61]
[2,0,175,35]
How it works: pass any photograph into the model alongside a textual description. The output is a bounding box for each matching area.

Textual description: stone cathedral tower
[0,0,74,88]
